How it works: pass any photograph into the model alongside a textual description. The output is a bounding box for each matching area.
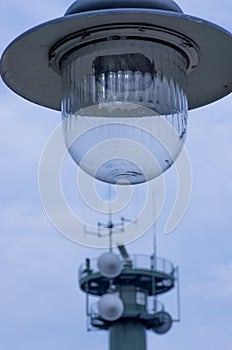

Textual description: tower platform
[79,254,175,296]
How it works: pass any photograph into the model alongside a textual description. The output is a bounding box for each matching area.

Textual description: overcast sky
[0,1,232,350]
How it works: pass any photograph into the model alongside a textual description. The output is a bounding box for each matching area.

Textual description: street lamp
[1,0,232,184]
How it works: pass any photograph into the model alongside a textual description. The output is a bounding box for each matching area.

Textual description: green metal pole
[109,320,146,350]
[109,285,147,350]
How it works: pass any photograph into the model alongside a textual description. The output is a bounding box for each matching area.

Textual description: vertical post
[176,266,181,322]
[109,225,113,252]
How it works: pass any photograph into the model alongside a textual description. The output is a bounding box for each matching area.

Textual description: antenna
[98,293,124,321]
[84,185,136,251]
[117,244,130,260]
[151,191,157,312]
[108,184,113,251]
[152,190,157,259]
[117,243,132,269]
[84,217,125,250]
[152,311,173,334]
[80,215,179,348]
[98,252,122,278]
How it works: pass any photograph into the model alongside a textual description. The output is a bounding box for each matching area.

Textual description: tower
[79,220,180,350]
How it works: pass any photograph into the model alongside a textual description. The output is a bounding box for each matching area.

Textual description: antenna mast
[80,214,179,350]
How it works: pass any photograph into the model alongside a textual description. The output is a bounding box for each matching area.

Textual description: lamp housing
[1,0,232,184]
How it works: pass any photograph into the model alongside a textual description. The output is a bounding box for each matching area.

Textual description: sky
[0,1,232,350]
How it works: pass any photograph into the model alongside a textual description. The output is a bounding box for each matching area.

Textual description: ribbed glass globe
[61,40,188,184]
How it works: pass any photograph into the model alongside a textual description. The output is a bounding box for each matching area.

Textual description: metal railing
[89,297,164,321]
[79,254,174,281]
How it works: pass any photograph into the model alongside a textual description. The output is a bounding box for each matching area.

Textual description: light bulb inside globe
[61,39,188,184]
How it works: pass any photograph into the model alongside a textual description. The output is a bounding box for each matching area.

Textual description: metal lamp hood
[1,0,232,111]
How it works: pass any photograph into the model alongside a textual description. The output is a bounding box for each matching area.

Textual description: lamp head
[1,0,232,184]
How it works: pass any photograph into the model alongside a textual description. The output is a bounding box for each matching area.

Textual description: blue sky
[0,1,232,349]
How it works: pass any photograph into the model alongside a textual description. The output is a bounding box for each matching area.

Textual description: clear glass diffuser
[61,40,188,184]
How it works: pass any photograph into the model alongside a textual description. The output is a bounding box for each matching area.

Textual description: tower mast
[80,219,177,350]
